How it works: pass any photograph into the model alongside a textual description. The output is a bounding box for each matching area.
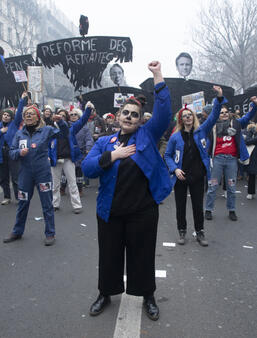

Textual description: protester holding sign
[165,86,226,246]
[0,92,27,205]
[82,61,172,321]
[205,98,257,221]
[3,104,68,246]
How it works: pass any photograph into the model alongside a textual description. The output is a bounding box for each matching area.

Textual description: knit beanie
[23,105,41,120]
[3,109,14,120]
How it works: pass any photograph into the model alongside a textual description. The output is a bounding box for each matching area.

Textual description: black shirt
[99,132,155,216]
[181,128,206,183]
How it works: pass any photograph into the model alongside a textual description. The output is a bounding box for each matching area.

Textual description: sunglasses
[182,113,193,119]
[220,111,229,115]
[70,113,78,117]
[121,109,140,119]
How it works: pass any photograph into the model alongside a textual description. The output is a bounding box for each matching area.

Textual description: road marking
[243,245,253,249]
[115,270,167,337]
[163,242,176,247]
[113,294,143,338]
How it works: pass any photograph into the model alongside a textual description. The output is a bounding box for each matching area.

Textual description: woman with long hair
[165,86,226,246]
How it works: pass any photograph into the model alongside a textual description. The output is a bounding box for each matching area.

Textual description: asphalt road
[1,179,257,338]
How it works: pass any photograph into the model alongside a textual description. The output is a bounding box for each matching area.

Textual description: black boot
[196,231,208,247]
[89,294,111,316]
[143,295,159,321]
[229,211,238,221]
[177,231,186,245]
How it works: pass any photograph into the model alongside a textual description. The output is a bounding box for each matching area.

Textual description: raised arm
[14,92,28,128]
[71,102,93,135]
[238,97,257,129]
[144,61,172,142]
[200,86,228,135]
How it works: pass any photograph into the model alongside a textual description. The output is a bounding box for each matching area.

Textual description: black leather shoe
[143,296,159,321]
[3,233,22,243]
[89,294,111,316]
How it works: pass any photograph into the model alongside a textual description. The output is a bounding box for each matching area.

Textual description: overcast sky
[53,0,204,87]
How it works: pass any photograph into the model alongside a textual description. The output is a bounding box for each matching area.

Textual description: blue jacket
[0,98,24,163]
[82,82,172,222]
[10,120,68,178]
[48,107,91,166]
[164,97,227,190]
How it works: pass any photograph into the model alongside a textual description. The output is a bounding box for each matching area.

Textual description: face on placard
[176,57,192,77]
[110,66,124,86]
[24,109,39,126]
[219,107,229,121]
[119,104,141,135]
[182,110,194,128]
[2,112,12,123]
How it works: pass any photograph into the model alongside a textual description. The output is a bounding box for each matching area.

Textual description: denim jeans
[205,154,238,211]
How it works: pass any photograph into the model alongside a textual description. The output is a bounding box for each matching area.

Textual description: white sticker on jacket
[200,138,207,148]
[18,190,28,200]
[51,140,55,149]
[19,139,27,149]
[39,182,52,192]
[175,150,180,163]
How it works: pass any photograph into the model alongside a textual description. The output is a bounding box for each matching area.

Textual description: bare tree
[192,0,257,93]
[5,0,40,56]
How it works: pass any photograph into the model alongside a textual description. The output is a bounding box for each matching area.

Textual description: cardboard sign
[27,66,43,92]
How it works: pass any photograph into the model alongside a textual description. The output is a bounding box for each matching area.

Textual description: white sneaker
[246,194,253,200]
[1,198,11,205]
[224,191,227,199]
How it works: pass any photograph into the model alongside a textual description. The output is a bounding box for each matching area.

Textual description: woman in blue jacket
[0,93,26,205]
[164,86,226,246]
[82,61,172,321]
[3,105,68,246]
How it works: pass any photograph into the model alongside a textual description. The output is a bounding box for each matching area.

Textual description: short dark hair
[175,52,193,66]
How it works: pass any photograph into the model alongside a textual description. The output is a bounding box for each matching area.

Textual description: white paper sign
[13,70,27,83]
[114,93,133,108]
[27,66,43,92]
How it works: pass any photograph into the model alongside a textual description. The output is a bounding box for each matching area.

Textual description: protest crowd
[1,59,257,322]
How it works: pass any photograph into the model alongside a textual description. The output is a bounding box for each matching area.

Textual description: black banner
[37,36,133,91]
[77,86,153,116]
[0,54,35,108]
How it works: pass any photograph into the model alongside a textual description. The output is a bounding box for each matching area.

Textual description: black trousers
[248,174,256,194]
[97,204,159,297]
[0,151,19,200]
[174,177,204,233]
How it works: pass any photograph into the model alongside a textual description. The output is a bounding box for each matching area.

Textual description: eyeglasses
[182,113,193,119]
[24,112,37,117]
[70,113,78,117]
[121,109,140,119]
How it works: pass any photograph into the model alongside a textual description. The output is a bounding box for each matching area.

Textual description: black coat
[246,136,257,174]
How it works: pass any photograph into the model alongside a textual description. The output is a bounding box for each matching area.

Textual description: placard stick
[22,81,27,92]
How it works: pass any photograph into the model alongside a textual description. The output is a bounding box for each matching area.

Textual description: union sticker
[39,182,52,192]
